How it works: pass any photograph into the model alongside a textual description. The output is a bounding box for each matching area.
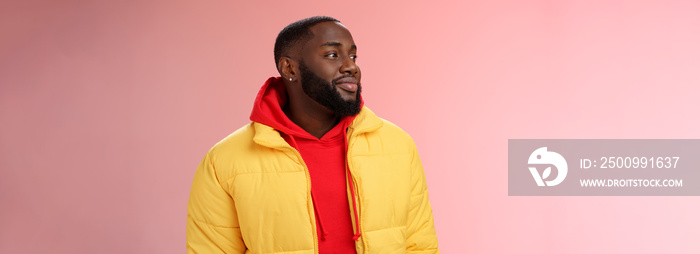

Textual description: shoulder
[351,112,418,156]
[203,121,288,169]
[353,106,416,146]
[207,123,256,158]
[201,123,263,176]
[368,114,417,150]
[377,118,415,144]
[198,123,264,186]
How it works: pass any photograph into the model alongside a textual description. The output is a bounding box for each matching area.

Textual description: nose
[339,55,358,76]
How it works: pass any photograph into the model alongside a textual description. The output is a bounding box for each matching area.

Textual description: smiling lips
[335,77,358,93]
[337,83,358,92]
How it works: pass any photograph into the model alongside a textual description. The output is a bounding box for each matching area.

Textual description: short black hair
[274,16,340,67]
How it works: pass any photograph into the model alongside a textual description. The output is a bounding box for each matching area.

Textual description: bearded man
[186,16,439,254]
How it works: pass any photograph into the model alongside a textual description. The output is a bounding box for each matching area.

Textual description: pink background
[2,0,700,253]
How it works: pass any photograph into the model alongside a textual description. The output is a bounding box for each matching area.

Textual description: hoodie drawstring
[311,192,328,241]
[343,126,362,241]
[284,125,361,242]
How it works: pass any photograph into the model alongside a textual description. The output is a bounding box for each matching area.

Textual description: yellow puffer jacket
[186,107,439,253]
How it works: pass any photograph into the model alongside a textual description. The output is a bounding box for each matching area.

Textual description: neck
[284,99,340,139]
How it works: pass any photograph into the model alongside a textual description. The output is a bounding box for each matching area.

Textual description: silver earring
[289,78,293,81]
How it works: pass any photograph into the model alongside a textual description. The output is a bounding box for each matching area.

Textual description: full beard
[299,61,362,117]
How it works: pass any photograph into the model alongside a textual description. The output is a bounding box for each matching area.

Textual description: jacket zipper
[346,139,369,253]
[287,148,319,254]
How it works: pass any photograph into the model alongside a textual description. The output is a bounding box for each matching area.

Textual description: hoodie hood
[250,77,317,139]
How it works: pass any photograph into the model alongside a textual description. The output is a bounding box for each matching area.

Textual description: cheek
[320,65,341,81]
[309,60,340,80]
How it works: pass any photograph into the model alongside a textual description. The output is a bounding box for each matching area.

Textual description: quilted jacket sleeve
[186,151,246,253]
[406,143,439,253]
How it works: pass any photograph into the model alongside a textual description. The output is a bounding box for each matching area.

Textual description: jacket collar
[252,106,383,149]
[346,106,383,138]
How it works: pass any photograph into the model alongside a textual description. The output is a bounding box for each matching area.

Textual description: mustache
[332,76,359,85]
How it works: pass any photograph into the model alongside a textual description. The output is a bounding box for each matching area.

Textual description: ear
[277,57,298,82]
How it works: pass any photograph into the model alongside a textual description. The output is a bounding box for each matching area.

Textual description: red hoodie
[249,77,359,253]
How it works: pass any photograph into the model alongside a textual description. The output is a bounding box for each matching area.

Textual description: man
[186,16,439,253]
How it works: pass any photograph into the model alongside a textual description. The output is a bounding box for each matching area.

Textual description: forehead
[306,21,355,46]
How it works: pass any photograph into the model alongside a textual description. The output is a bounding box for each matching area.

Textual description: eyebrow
[320,42,357,50]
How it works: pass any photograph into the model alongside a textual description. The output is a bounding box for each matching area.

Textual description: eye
[325,52,338,58]
[350,54,358,61]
